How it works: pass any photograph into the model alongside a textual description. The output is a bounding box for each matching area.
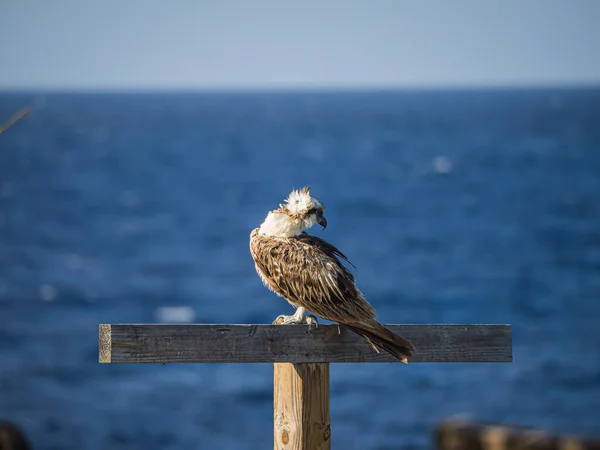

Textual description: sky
[1,0,600,90]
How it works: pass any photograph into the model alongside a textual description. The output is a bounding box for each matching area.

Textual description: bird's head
[258,187,327,237]
[283,186,327,230]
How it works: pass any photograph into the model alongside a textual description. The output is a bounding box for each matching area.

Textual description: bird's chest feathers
[254,260,299,307]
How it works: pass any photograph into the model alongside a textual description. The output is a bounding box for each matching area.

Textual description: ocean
[1,88,599,449]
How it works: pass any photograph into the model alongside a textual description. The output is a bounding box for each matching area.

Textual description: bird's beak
[318,216,327,229]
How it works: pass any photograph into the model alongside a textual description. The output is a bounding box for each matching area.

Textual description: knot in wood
[323,424,331,441]
[281,430,289,445]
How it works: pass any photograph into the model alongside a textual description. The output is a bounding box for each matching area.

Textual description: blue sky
[1,0,599,90]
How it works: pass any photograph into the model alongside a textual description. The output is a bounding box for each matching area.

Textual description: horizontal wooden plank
[99,324,511,364]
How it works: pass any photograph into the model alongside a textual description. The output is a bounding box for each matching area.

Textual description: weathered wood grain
[98,324,512,364]
[99,324,111,364]
[435,417,600,450]
[274,363,330,450]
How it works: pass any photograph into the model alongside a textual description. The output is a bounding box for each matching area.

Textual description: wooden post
[274,363,331,450]
[99,323,512,448]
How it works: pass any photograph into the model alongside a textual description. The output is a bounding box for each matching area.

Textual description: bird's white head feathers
[283,187,323,215]
[258,187,327,237]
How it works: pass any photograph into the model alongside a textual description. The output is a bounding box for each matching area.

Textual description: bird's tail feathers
[345,321,415,363]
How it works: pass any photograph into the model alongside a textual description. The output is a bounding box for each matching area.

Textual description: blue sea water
[1,88,599,449]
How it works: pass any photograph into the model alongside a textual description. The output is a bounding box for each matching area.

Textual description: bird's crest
[282,186,315,215]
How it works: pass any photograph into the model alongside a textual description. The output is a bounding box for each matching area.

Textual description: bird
[249,186,415,363]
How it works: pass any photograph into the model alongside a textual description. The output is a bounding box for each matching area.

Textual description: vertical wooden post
[274,363,331,450]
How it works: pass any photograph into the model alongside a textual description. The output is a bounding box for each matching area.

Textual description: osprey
[249,187,415,363]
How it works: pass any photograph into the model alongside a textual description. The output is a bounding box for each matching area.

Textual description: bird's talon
[272,314,319,326]
[273,314,299,325]
[305,315,319,328]
[272,314,304,325]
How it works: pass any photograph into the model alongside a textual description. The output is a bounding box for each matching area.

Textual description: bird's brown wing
[297,232,356,269]
[249,229,376,323]
[249,228,415,360]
